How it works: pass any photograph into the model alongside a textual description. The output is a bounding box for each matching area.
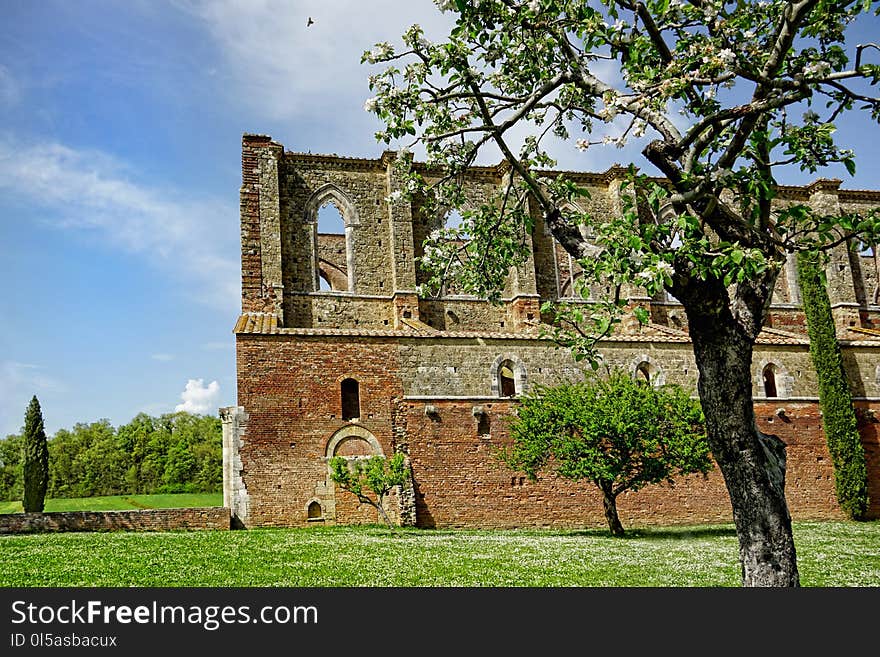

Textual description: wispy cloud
[0,139,239,312]
[174,378,221,414]
[201,341,231,351]
[151,353,174,362]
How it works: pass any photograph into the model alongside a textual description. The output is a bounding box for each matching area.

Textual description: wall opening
[341,378,361,421]
[307,501,323,520]
[499,361,516,397]
[636,361,653,385]
[763,364,778,398]
[316,203,349,291]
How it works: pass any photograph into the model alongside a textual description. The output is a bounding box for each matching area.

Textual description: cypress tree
[22,395,49,513]
[796,251,869,520]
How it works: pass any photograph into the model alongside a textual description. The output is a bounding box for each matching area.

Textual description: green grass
[0,492,222,514]
[1,520,878,587]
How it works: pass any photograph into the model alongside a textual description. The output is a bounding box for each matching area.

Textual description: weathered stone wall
[286,294,395,330]
[0,508,230,534]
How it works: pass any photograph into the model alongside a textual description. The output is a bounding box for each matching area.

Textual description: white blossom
[434,0,456,12]
[386,189,404,204]
[528,0,541,13]
[364,97,378,112]
[804,61,832,77]
[718,48,736,68]
[656,261,675,277]
[576,139,590,152]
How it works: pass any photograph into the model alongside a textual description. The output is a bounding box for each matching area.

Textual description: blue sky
[1,1,878,437]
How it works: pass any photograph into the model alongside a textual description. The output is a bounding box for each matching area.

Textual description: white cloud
[0,139,239,312]
[174,378,221,414]
[151,353,174,362]
[179,0,454,147]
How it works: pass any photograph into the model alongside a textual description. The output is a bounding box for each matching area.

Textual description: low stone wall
[0,507,231,534]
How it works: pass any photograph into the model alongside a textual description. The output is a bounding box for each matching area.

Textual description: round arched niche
[325,425,384,458]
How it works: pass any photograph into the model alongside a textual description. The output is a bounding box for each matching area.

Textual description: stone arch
[305,183,360,227]
[323,425,386,525]
[317,259,348,291]
[325,425,384,459]
[305,184,359,292]
[630,354,666,387]
[490,354,528,397]
[306,499,324,521]
[754,359,792,398]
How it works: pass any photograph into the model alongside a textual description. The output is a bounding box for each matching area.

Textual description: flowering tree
[363,0,880,586]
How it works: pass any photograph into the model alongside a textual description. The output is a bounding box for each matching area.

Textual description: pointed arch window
[763,364,778,398]
[499,363,516,397]
[307,185,359,293]
[492,356,527,398]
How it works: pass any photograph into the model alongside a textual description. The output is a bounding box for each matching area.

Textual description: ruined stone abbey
[221,133,880,529]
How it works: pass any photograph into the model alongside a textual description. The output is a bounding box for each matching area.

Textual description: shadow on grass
[253,523,738,541]
[565,526,738,540]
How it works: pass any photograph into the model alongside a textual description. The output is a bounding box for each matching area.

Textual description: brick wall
[402,399,879,529]
[233,332,880,529]
[236,334,403,527]
[0,507,230,534]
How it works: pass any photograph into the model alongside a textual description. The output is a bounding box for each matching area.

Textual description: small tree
[502,371,711,536]
[328,452,409,533]
[22,396,49,513]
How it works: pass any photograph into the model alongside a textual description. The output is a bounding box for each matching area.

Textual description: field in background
[0,492,222,514]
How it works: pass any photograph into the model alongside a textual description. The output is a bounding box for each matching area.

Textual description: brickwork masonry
[0,507,231,534]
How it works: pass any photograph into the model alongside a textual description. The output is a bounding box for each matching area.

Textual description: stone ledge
[0,507,231,534]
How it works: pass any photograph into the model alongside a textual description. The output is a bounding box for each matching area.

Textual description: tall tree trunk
[600,482,625,536]
[687,307,799,586]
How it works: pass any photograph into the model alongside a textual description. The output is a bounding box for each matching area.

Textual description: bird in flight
[307,17,314,26]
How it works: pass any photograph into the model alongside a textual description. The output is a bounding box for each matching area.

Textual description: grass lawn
[0,493,222,514]
[1,520,878,587]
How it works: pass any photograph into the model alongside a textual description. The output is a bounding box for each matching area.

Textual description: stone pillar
[503,164,541,329]
[220,406,250,528]
[808,179,859,330]
[383,150,421,326]
[606,168,652,314]
[240,134,284,321]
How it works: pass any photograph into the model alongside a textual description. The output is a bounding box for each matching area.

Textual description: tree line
[0,410,222,502]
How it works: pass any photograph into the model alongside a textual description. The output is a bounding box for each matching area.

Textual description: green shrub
[797,250,869,519]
